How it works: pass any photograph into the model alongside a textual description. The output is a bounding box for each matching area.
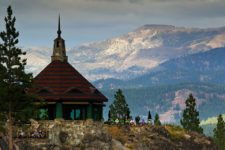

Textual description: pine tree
[213,114,225,150]
[180,94,203,133]
[135,116,140,125]
[148,110,152,120]
[0,6,34,150]
[147,110,152,124]
[154,113,161,126]
[126,109,131,120]
[109,89,130,121]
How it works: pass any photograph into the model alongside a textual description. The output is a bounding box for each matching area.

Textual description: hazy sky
[1,0,225,48]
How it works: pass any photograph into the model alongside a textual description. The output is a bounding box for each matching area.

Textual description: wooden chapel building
[31,17,108,121]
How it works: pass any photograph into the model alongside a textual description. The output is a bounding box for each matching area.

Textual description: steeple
[51,15,68,62]
[57,15,61,38]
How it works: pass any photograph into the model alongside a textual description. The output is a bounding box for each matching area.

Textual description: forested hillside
[102,83,225,123]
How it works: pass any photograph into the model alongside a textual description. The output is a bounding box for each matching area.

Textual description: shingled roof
[33,60,108,102]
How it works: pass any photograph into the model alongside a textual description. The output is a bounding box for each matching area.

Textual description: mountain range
[24,24,225,123]
[94,47,225,89]
[26,24,225,81]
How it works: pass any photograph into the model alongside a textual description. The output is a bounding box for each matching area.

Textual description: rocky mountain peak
[26,24,225,81]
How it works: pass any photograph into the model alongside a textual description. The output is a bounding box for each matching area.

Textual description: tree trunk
[8,111,13,150]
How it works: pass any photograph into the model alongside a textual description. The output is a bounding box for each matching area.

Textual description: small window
[70,109,82,120]
[57,41,60,47]
[75,109,81,120]
[39,109,49,120]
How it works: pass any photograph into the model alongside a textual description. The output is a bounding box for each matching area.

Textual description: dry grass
[106,126,128,144]
[165,125,186,140]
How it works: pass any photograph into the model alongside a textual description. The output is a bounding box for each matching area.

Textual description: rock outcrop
[106,125,217,150]
[0,120,217,150]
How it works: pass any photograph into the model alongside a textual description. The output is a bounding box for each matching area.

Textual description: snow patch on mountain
[24,25,225,81]
[24,46,50,75]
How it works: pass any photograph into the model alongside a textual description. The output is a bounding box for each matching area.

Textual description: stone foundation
[47,119,109,146]
[14,119,112,149]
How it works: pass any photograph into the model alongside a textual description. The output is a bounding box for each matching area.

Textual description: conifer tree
[180,94,203,133]
[109,89,130,121]
[148,110,152,120]
[147,110,152,124]
[154,113,161,126]
[213,114,225,150]
[126,109,131,120]
[135,116,140,125]
[0,6,34,150]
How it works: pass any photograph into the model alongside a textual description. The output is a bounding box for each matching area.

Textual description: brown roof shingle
[32,60,108,102]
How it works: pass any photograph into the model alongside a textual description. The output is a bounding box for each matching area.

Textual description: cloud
[2,0,225,24]
[0,0,225,47]
[88,0,143,3]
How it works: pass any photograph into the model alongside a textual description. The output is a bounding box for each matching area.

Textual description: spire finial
[57,14,61,37]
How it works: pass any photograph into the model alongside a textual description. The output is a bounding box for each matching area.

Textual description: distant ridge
[94,47,225,89]
[26,24,225,81]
